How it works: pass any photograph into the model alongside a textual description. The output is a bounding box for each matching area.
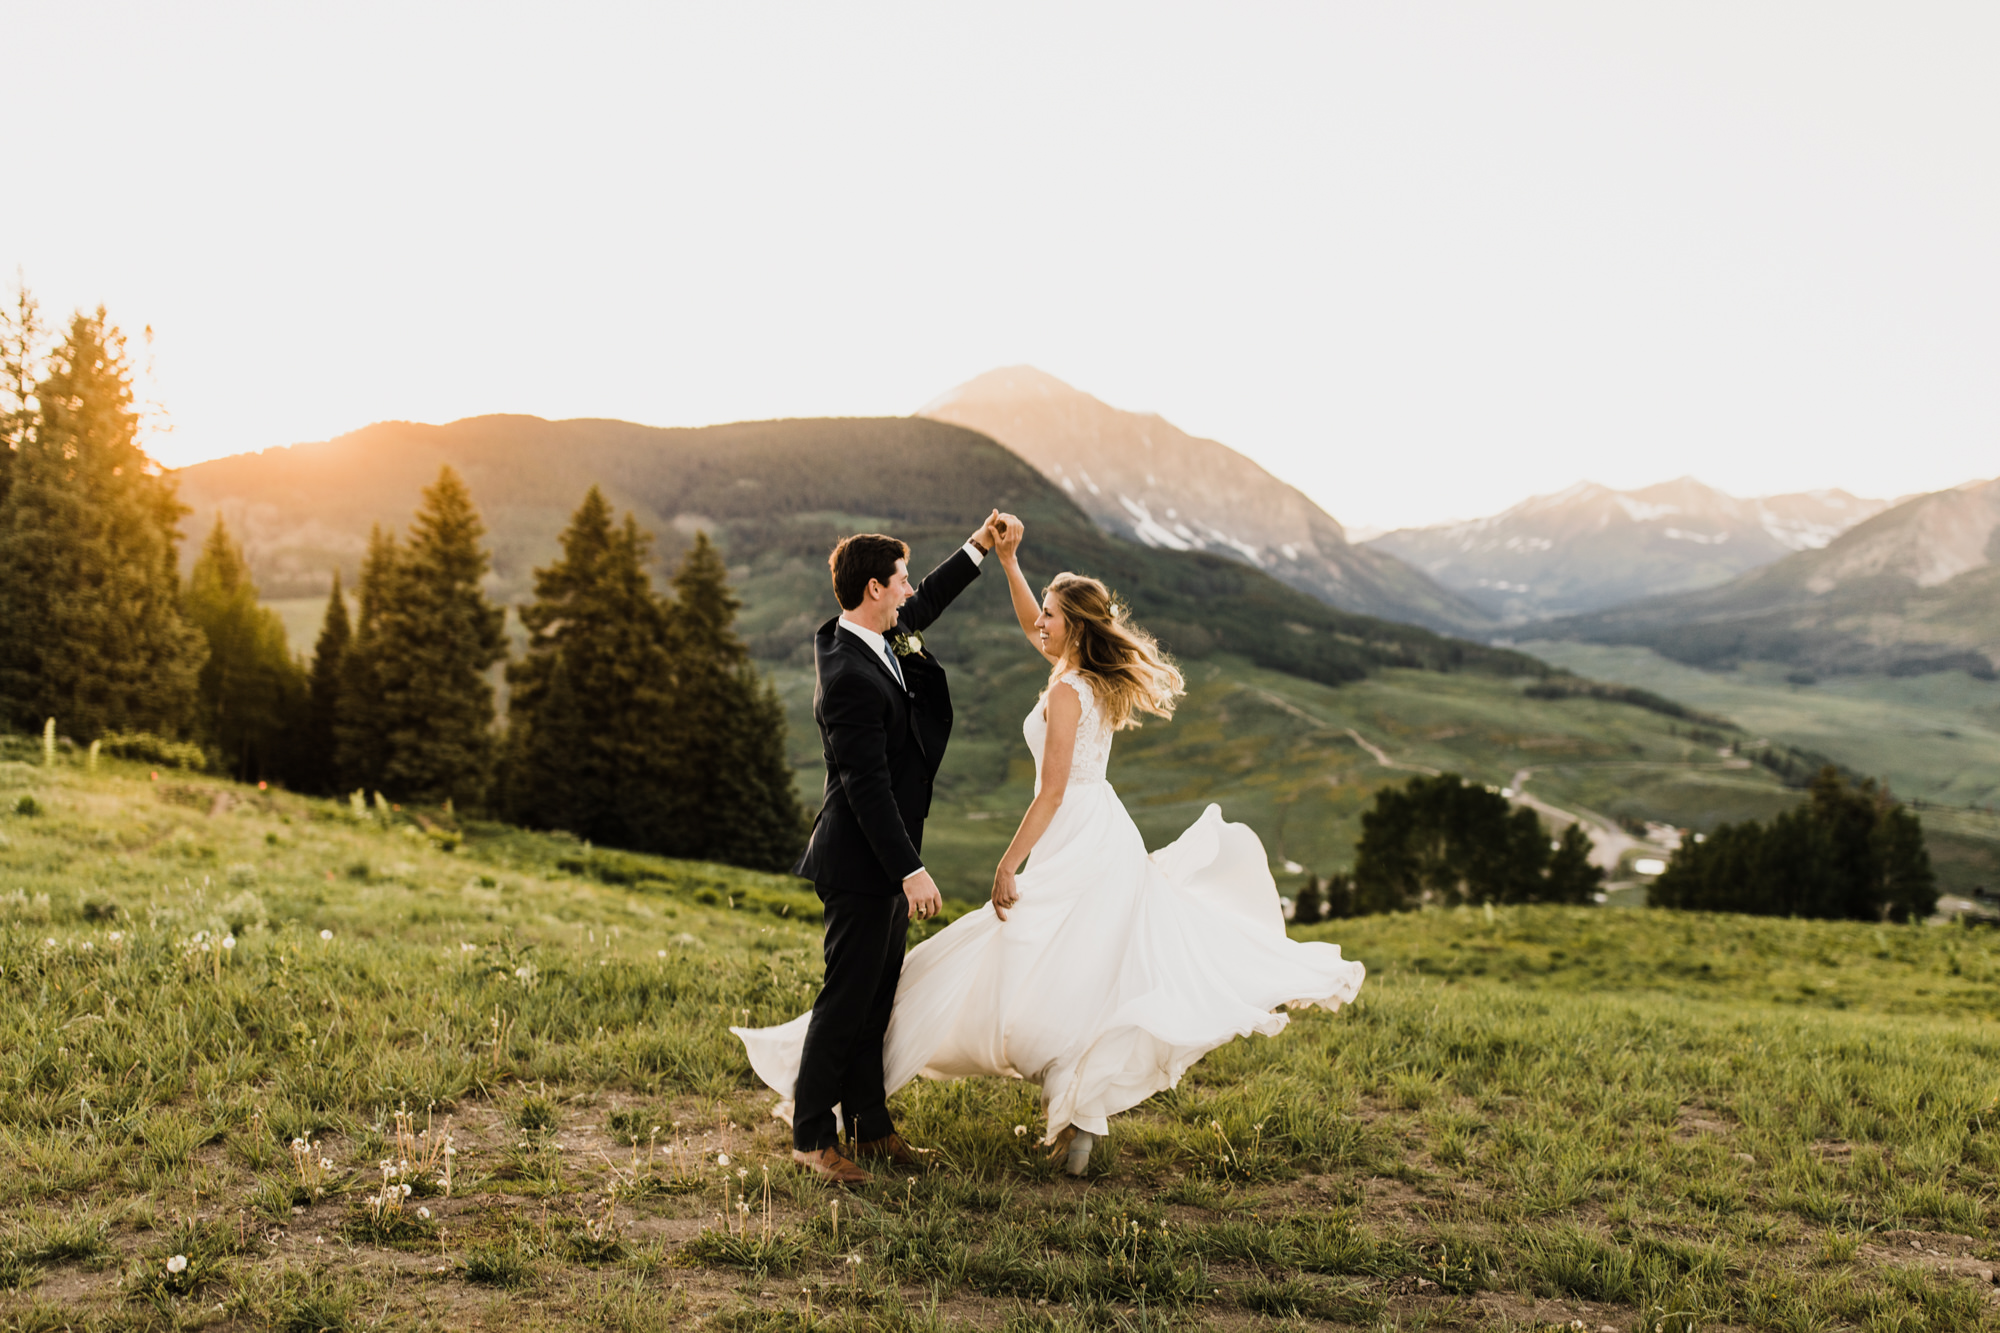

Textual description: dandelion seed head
[319,929,333,941]
[109,931,122,942]
[716,1153,731,1166]
[1013,1125,1027,1137]
[417,1207,431,1219]
[166,1255,188,1274]
[320,1158,333,1171]
[80,941,92,951]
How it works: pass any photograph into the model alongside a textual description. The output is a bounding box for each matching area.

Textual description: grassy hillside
[4,759,1999,1331]
[784,643,1996,899]
[1522,642,2000,894]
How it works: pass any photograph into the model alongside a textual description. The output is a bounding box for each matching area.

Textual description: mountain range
[1365,478,1888,623]
[918,367,1491,634]
[1540,477,2000,677]
[172,412,1549,896]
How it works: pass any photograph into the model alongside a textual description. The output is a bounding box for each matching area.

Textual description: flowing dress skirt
[734,790,1365,1144]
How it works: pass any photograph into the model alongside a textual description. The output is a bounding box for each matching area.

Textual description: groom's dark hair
[829,533,910,610]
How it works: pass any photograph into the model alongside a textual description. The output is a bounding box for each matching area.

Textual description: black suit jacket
[793,547,982,897]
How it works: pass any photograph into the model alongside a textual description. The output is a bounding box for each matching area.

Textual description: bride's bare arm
[991,682,1079,920]
[993,517,1054,665]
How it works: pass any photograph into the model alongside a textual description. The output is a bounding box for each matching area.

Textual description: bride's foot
[1045,1125,1097,1176]
[1064,1130,1097,1176]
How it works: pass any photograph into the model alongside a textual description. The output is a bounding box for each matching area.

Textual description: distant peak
[917,365,1092,416]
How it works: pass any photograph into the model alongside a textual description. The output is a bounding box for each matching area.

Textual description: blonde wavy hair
[1044,572,1185,730]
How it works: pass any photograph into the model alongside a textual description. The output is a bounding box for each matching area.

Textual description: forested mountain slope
[176,414,1531,686]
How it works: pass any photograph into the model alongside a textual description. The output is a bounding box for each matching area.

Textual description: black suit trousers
[792,890,908,1152]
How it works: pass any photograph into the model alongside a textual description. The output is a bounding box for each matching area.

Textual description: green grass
[780,644,1967,901]
[4,756,2000,1329]
[1521,642,2000,810]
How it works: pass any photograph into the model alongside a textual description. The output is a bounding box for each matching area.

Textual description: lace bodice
[1024,670,1114,793]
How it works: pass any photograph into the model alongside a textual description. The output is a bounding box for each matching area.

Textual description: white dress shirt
[834,539,985,884]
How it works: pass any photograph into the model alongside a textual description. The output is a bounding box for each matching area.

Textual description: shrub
[98,730,208,771]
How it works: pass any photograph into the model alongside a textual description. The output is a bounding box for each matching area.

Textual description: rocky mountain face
[917,366,1491,634]
[1365,478,1886,623]
[1542,478,2000,677]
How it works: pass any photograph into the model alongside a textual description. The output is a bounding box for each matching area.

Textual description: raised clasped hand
[991,866,1020,921]
[993,512,1024,561]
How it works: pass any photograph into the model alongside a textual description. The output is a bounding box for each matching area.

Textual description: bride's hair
[1044,572,1184,730]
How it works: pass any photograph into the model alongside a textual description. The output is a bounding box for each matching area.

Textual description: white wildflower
[80,941,92,952]
[1013,1125,1027,1137]
[109,931,123,943]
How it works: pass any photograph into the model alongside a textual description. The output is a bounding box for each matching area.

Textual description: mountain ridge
[1365,476,1887,623]
[918,366,1492,635]
[1538,477,2000,677]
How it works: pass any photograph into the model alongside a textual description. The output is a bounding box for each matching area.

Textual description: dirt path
[1340,728,1440,776]
[1336,726,1654,874]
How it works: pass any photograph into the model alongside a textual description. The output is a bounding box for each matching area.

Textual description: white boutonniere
[891,631,924,658]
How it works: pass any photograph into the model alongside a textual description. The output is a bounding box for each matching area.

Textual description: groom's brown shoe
[854,1132,929,1169]
[792,1146,870,1185]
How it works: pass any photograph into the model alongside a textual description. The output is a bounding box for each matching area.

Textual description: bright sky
[5,3,1996,532]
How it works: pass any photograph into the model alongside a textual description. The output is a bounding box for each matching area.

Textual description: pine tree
[370,468,507,805]
[1543,824,1604,904]
[1353,773,1593,911]
[0,308,206,738]
[656,531,807,871]
[1291,876,1323,925]
[301,571,350,793]
[500,488,675,843]
[333,526,398,794]
[183,516,305,780]
[0,278,43,511]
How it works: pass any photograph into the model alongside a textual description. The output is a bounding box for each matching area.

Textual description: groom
[789,511,1005,1183]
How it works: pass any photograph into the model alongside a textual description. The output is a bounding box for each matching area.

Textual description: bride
[735,517,1365,1175]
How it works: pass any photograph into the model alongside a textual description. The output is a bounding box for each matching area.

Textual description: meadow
[3,752,1999,1332]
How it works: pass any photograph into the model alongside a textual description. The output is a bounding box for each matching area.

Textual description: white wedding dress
[733,670,1366,1145]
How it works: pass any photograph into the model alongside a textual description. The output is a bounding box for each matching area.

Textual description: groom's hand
[903,869,943,921]
[971,509,1002,554]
